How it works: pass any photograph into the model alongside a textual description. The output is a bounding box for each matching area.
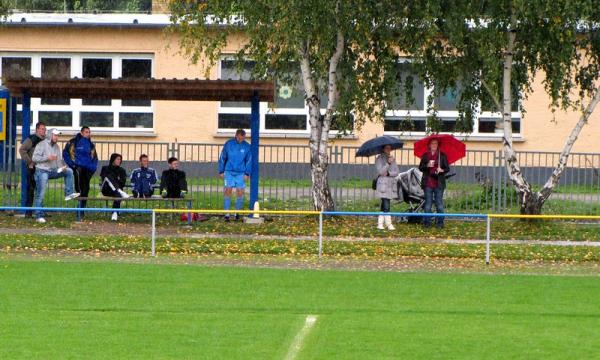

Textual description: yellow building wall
[1,25,599,153]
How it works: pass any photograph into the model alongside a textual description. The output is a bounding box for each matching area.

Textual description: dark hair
[235,129,246,136]
[35,122,46,129]
[80,126,90,133]
[139,154,148,161]
[168,157,178,164]
[109,153,122,166]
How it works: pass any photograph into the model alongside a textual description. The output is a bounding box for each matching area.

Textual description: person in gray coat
[31,128,80,223]
[375,144,399,230]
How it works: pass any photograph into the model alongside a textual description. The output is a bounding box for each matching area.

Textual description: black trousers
[101,189,122,209]
[74,167,94,208]
[380,198,391,212]
[133,190,153,198]
[25,167,36,216]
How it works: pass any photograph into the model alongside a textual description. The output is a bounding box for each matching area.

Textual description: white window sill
[387,133,525,142]
[17,129,157,137]
[214,131,358,140]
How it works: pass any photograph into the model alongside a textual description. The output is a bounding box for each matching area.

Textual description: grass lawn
[1,259,599,359]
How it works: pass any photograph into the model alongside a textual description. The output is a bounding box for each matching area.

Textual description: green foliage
[168,0,440,132]
[0,2,8,18]
[4,0,151,12]
[410,0,600,123]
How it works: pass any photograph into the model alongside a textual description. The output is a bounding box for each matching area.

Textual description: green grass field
[1,258,599,359]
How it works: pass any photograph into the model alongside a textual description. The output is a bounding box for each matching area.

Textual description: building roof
[2,77,275,102]
[2,13,171,28]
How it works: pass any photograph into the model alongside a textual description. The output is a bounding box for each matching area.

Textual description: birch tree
[410,0,600,214]
[168,0,436,210]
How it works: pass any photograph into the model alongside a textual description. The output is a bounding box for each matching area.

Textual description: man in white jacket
[32,128,80,223]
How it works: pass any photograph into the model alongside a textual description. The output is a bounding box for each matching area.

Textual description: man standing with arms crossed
[218,129,251,221]
[18,121,46,217]
[63,126,98,212]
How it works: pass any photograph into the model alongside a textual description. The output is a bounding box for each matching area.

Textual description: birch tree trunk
[500,19,538,214]
[500,18,600,214]
[300,30,344,211]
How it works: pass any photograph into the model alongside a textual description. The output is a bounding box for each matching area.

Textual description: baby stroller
[395,167,456,223]
[395,168,425,223]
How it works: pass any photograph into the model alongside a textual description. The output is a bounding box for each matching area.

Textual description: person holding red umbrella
[418,138,450,228]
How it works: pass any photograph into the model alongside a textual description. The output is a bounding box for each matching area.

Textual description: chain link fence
[1,140,599,214]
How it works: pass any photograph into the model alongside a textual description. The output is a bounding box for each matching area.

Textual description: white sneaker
[65,192,80,201]
[36,217,46,224]
[117,189,130,199]
[111,212,118,221]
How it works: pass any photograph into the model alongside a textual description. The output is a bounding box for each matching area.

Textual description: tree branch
[481,79,502,113]
[539,86,600,201]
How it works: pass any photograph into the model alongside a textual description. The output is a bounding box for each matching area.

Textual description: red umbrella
[413,134,466,165]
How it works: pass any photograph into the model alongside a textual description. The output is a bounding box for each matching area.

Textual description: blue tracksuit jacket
[130,167,158,195]
[218,138,252,176]
[63,133,98,172]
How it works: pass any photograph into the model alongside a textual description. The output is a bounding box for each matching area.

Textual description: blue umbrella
[356,135,404,157]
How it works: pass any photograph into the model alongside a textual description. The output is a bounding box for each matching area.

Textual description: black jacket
[100,153,127,196]
[160,169,188,198]
[418,151,450,189]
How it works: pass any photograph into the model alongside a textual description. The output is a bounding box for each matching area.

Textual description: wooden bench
[75,196,194,224]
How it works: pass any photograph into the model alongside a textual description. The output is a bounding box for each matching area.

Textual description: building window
[0,53,153,133]
[122,59,152,107]
[478,117,520,134]
[388,62,425,111]
[119,113,153,128]
[80,112,114,127]
[1,57,31,105]
[218,58,340,134]
[1,57,31,78]
[41,58,71,105]
[265,114,306,130]
[82,58,112,106]
[39,111,72,127]
[384,117,427,132]
[218,113,251,130]
[384,60,522,137]
[220,59,254,108]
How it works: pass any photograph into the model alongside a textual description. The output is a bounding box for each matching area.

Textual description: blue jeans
[34,168,75,219]
[424,187,445,227]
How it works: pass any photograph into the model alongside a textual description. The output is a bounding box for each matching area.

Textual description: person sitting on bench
[31,128,80,223]
[130,154,157,198]
[160,157,188,198]
[100,153,130,221]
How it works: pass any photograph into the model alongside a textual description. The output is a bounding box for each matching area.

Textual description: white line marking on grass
[284,315,318,360]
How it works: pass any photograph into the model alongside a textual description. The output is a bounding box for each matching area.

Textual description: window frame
[0,52,154,133]
[384,59,522,138]
[217,56,353,135]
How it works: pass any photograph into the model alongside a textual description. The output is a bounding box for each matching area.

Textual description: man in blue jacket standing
[218,129,251,221]
[63,126,98,210]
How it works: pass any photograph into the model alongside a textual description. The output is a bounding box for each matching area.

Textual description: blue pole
[249,91,260,209]
[10,97,17,172]
[0,87,8,168]
[20,92,31,208]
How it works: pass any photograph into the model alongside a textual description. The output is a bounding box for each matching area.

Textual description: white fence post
[151,210,156,257]
[318,212,323,258]
[485,216,491,265]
